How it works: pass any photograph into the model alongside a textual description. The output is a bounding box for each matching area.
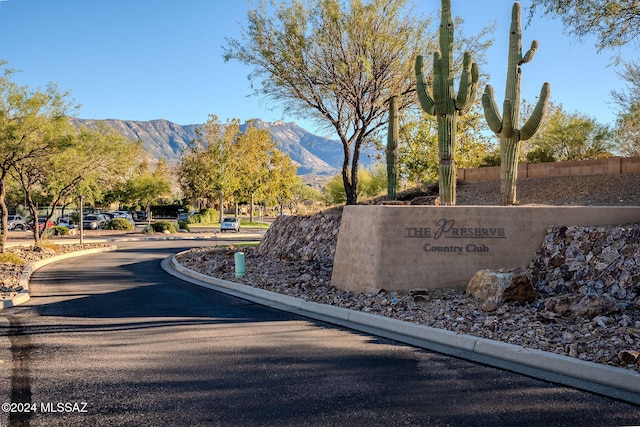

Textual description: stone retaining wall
[257,214,341,263]
[530,225,640,307]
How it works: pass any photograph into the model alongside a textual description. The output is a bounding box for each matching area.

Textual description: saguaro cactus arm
[455,52,480,114]
[521,82,551,140]
[415,55,435,115]
[482,85,502,133]
[520,40,538,65]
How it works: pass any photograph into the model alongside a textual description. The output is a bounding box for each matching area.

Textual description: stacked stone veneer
[257,214,341,263]
[530,225,640,305]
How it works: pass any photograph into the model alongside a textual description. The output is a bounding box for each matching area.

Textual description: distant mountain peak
[70,117,345,176]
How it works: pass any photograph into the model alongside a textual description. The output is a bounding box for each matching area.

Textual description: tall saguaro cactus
[386,96,399,201]
[415,0,478,205]
[482,2,550,205]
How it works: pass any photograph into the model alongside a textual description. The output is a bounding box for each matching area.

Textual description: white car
[220,217,240,232]
[7,215,27,231]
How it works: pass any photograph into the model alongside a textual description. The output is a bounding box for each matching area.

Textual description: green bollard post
[234,252,245,278]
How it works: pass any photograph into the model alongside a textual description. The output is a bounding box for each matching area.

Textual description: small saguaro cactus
[415,0,479,205]
[386,96,399,201]
[482,2,550,205]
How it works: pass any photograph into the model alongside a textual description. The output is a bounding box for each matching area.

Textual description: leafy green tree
[177,115,242,221]
[611,61,640,156]
[12,123,141,243]
[523,102,614,162]
[528,2,640,155]
[234,122,280,222]
[154,157,171,181]
[0,62,78,250]
[177,117,300,221]
[612,60,640,108]
[322,165,387,205]
[125,161,172,213]
[323,174,347,205]
[289,179,324,213]
[615,105,640,156]
[398,108,493,186]
[360,163,388,199]
[224,0,444,205]
[266,148,299,214]
[178,145,215,208]
[528,0,640,55]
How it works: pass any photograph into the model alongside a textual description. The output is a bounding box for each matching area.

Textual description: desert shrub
[34,241,58,252]
[190,208,219,224]
[178,220,190,231]
[151,221,176,233]
[0,253,25,265]
[142,225,154,234]
[105,218,134,230]
[52,226,69,236]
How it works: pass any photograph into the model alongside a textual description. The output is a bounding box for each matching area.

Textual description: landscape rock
[256,214,340,263]
[466,268,536,310]
[410,196,440,205]
[543,293,620,318]
[618,350,639,364]
[530,225,640,309]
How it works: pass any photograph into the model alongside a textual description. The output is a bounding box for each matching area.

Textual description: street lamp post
[79,195,84,245]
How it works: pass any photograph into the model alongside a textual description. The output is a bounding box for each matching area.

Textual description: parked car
[220,217,240,232]
[101,212,134,226]
[132,210,147,221]
[177,211,198,222]
[57,215,76,229]
[82,214,107,230]
[7,215,27,231]
[28,217,55,231]
[101,212,119,220]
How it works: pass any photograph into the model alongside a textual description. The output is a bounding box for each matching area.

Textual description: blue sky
[0,0,636,137]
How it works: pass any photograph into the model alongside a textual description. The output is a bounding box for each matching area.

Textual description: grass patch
[187,222,220,228]
[230,242,259,248]
[36,241,59,252]
[241,221,270,229]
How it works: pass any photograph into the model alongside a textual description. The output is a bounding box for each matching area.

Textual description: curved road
[1,239,639,426]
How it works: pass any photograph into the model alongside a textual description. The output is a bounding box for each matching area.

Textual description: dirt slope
[453,174,640,206]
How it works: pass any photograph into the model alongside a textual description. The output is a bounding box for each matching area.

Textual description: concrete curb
[164,252,640,405]
[1,245,118,310]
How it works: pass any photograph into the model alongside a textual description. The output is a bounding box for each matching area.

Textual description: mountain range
[70,118,363,177]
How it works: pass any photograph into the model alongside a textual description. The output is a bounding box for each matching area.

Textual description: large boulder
[466,268,536,311]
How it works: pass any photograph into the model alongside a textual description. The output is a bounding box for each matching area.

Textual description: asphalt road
[1,239,639,426]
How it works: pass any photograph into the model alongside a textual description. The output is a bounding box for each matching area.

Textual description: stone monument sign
[331,205,640,293]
